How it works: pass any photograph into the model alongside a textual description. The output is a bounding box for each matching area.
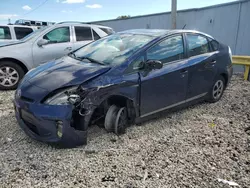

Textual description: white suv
[0,22,114,89]
[0,25,38,42]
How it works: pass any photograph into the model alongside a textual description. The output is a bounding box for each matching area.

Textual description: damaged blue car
[14,29,233,147]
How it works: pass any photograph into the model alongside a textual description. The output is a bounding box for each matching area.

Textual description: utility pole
[171,0,177,29]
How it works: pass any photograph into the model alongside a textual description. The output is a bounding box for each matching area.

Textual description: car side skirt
[140,92,207,118]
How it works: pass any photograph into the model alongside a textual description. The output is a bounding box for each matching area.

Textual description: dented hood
[23,56,111,92]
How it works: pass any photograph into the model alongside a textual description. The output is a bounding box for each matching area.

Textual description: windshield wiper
[69,53,104,65]
[79,56,105,65]
[68,52,76,58]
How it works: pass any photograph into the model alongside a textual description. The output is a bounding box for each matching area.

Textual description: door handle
[180,69,188,74]
[210,60,217,64]
[64,47,72,51]
[180,69,188,78]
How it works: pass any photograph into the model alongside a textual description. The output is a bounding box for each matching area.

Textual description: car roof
[170,29,214,39]
[119,29,170,37]
[0,24,38,29]
[118,29,214,39]
[55,22,112,29]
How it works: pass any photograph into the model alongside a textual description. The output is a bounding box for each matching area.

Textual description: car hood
[0,40,24,47]
[21,56,111,92]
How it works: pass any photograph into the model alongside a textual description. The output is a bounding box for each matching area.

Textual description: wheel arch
[105,95,137,118]
[106,95,134,107]
[90,94,138,126]
[220,72,228,87]
[0,58,29,73]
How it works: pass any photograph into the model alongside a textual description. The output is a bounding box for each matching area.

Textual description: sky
[0,0,237,24]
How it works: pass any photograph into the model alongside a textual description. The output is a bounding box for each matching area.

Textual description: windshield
[73,33,154,65]
[20,26,48,41]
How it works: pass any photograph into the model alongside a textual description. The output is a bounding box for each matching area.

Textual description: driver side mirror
[37,39,49,47]
[145,60,163,70]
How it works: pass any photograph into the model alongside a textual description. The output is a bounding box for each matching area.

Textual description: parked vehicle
[0,24,38,42]
[13,29,233,147]
[0,22,114,89]
[15,19,55,27]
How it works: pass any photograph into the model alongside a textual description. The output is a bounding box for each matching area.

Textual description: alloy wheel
[212,80,224,100]
[0,66,19,87]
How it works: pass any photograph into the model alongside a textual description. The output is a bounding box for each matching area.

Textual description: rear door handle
[64,47,72,51]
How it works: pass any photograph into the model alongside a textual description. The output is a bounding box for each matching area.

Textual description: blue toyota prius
[14,29,233,147]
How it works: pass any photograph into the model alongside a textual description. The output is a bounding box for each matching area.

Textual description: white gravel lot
[0,75,249,188]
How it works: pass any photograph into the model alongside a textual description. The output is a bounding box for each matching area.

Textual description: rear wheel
[207,76,225,103]
[0,61,25,90]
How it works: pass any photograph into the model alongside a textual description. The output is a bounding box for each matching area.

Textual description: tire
[0,61,25,90]
[114,107,127,135]
[207,75,225,103]
[104,105,119,132]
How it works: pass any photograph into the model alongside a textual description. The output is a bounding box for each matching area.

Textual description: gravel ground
[0,75,249,188]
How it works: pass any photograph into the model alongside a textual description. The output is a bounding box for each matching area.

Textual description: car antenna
[182,24,186,29]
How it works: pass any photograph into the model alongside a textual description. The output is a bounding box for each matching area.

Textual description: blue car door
[139,34,189,117]
[185,33,218,99]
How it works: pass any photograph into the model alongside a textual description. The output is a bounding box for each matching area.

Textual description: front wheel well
[0,58,29,73]
[90,95,136,126]
[107,95,130,107]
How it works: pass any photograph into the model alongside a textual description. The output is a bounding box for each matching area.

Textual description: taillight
[228,47,233,62]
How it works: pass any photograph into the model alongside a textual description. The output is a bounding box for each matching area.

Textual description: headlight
[44,86,79,105]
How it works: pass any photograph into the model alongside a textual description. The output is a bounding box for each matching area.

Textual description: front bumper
[14,98,87,148]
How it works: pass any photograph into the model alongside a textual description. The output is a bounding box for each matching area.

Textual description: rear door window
[43,27,70,43]
[0,26,11,39]
[75,26,93,41]
[14,27,33,39]
[186,34,209,57]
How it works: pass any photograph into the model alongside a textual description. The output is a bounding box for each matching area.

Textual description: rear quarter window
[99,28,114,35]
[208,38,219,51]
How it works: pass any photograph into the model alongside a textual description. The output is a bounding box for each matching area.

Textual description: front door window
[43,27,70,43]
[147,35,184,64]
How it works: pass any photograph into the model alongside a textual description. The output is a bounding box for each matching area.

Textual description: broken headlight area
[42,86,99,132]
[43,86,80,105]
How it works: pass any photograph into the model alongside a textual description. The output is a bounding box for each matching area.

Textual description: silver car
[0,22,114,90]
